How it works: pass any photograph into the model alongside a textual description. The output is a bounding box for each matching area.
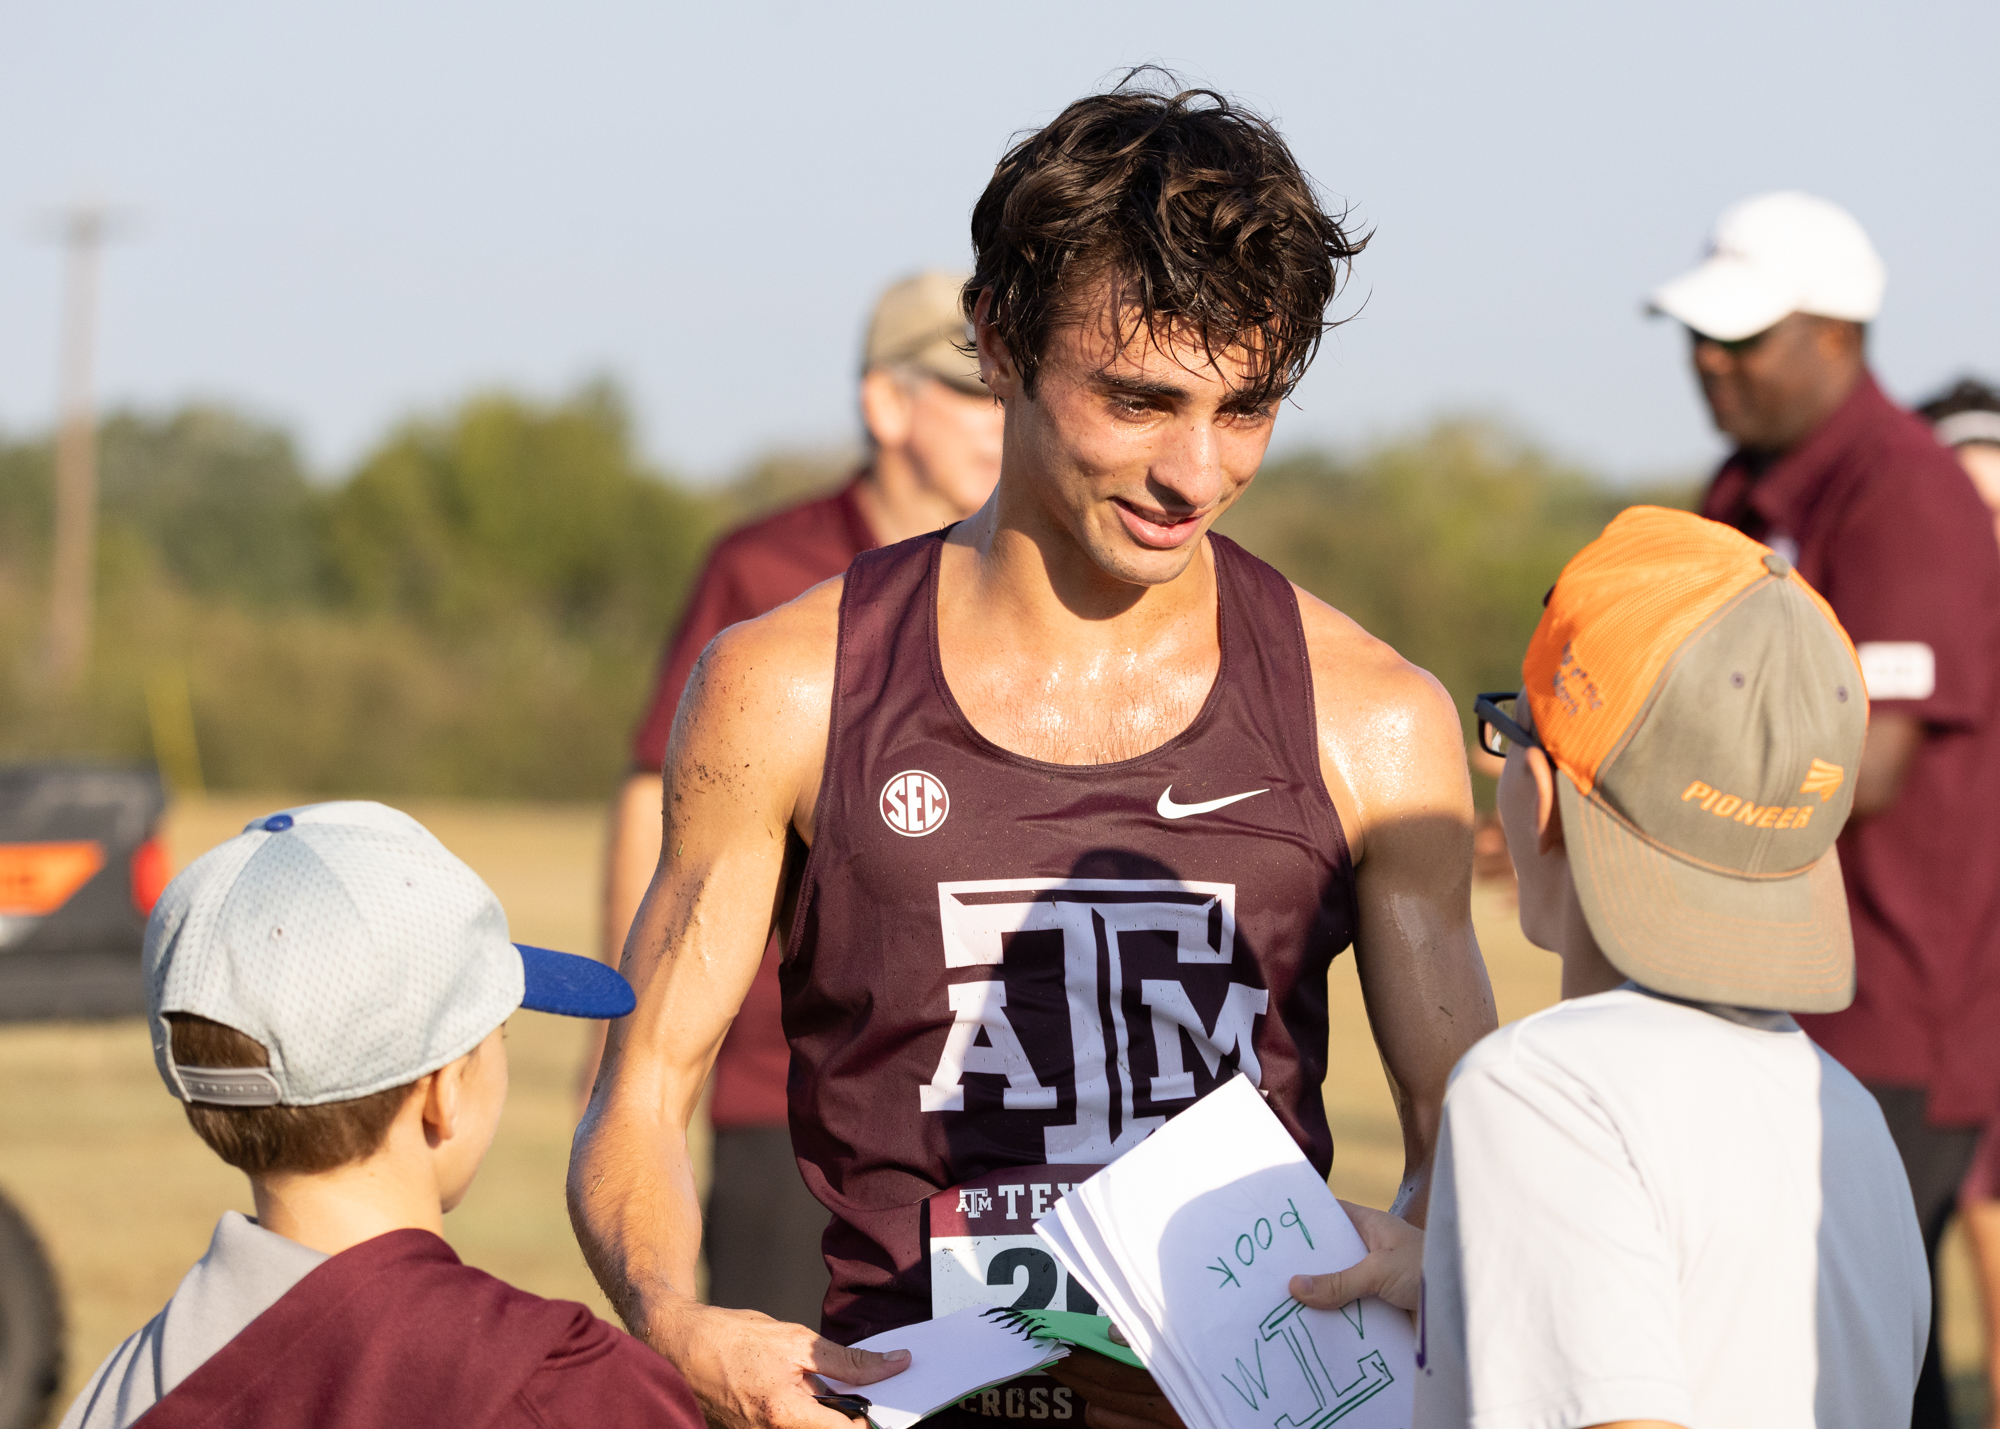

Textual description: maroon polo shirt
[1701,372,2000,1125]
[629,477,877,1128]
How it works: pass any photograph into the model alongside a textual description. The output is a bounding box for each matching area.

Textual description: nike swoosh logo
[1157,785,1270,820]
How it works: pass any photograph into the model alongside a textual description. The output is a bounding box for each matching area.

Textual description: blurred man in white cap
[595,271,1004,1326]
[1653,192,2000,1429]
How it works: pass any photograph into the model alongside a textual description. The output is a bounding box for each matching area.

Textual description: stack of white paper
[1036,1076,1414,1429]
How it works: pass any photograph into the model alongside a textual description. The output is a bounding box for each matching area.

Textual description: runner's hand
[1288,1199,1422,1313]
[649,1299,910,1429]
[1046,1347,1186,1429]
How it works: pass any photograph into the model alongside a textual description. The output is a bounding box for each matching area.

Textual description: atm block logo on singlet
[921,878,1268,1162]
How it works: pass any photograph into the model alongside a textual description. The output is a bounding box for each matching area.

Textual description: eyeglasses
[1473,692,1538,758]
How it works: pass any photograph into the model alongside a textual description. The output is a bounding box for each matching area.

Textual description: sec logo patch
[880,770,950,837]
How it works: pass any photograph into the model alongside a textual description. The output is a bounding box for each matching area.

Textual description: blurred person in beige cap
[1654,193,2000,1429]
[592,270,1002,1327]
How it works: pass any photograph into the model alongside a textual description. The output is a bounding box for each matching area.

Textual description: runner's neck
[936,516,1225,767]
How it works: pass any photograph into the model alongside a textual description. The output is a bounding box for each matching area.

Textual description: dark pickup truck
[1,764,169,1429]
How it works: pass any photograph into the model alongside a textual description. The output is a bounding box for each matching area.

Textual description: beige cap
[1526,507,1867,1013]
[863,271,987,396]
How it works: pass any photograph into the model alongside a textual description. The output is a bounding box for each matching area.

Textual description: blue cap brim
[514,944,636,1019]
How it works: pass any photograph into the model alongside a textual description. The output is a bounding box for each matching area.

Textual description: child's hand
[1286,1200,1422,1313]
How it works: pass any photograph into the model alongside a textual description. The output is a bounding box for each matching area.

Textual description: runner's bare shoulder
[1289,585,1468,849]
[672,574,845,791]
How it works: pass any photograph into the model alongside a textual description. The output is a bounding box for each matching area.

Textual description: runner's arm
[567,587,908,1429]
[1302,597,1498,1227]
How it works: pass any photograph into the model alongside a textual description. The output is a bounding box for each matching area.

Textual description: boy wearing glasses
[1417,508,1926,1429]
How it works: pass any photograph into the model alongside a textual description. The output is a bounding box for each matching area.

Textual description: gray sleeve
[57,1316,165,1429]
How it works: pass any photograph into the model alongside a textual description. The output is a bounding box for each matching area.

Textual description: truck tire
[0,1190,62,1429]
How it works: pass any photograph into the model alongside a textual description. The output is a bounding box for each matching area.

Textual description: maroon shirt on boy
[1701,373,2000,1126]
[630,478,876,1127]
[135,1230,699,1429]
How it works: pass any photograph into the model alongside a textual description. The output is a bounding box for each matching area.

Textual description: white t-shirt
[1413,986,1926,1429]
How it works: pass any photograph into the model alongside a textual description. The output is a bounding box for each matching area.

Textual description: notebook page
[1040,1200,1209,1422]
[1055,1077,1415,1429]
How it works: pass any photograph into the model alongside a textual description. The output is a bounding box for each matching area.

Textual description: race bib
[924,1165,1105,1425]
[928,1164,1105,1316]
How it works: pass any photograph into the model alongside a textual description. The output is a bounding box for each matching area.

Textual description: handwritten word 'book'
[815,1305,1067,1429]
[1035,1074,1415,1429]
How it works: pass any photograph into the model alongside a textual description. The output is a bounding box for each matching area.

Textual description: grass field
[0,794,1984,1421]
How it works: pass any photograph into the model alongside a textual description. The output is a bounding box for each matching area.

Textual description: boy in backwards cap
[59,801,702,1429]
[1414,509,1928,1428]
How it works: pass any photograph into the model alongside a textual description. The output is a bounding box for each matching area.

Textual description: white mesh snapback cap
[144,801,634,1108]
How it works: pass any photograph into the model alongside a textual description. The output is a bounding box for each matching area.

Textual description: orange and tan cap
[1525,506,1867,1012]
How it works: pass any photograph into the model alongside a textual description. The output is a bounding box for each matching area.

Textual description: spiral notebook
[813,1305,1070,1429]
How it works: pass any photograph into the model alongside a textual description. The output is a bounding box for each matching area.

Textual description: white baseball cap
[1649,191,1886,342]
[145,800,634,1108]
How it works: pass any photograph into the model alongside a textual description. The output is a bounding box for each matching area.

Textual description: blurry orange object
[0,840,106,916]
[130,836,170,915]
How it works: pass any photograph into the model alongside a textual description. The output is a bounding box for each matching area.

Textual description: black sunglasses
[1473,692,1538,758]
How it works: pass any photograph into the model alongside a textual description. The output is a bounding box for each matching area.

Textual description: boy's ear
[1524,747,1565,855]
[419,1066,455,1148]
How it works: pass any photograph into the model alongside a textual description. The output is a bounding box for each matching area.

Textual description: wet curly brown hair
[964,71,1364,408]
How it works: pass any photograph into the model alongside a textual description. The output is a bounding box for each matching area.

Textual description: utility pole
[43,203,123,691]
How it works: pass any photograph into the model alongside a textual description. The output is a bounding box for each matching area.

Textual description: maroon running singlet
[784,530,1357,1347]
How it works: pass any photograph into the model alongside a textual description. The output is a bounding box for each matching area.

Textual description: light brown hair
[168,1014,415,1176]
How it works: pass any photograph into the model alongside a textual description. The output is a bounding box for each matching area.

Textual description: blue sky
[3,1,1994,483]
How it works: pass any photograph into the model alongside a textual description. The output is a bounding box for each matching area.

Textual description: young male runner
[570,80,1497,1429]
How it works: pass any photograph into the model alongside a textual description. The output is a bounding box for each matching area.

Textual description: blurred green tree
[98,407,321,607]
[0,406,318,606]
[0,384,730,797]
[324,382,716,640]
